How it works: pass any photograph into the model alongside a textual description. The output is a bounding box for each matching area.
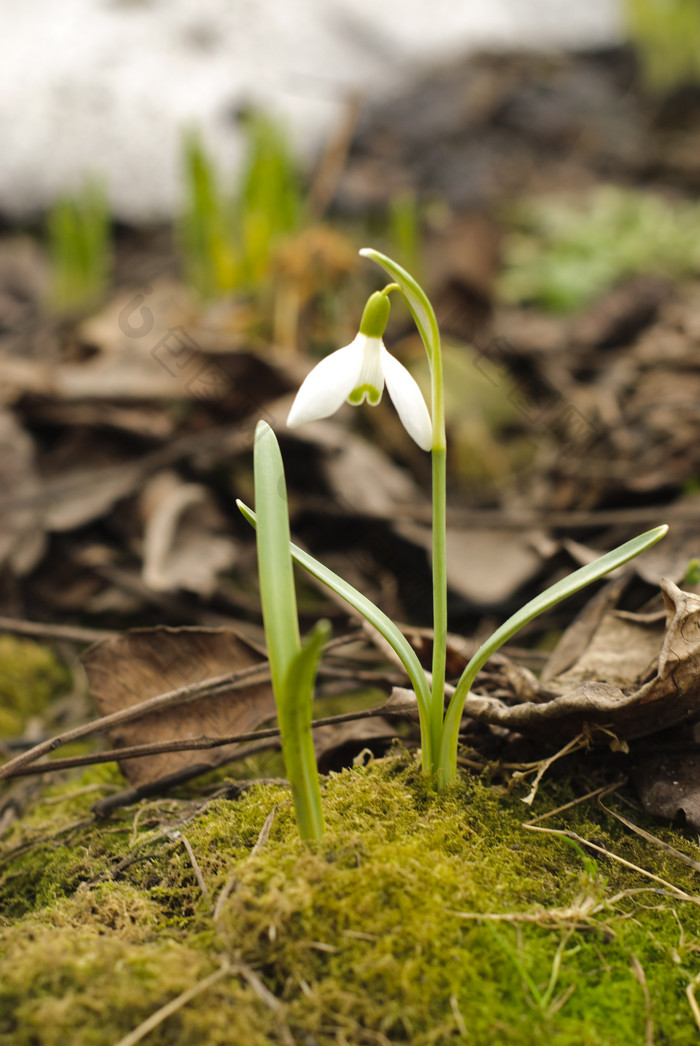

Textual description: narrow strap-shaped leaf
[237,499,434,767]
[439,524,669,783]
[280,619,330,840]
[253,422,300,696]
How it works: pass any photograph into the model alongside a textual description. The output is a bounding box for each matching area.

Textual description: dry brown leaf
[396,523,553,606]
[550,605,664,694]
[289,418,424,518]
[462,580,700,743]
[41,462,146,532]
[140,470,237,596]
[541,575,629,684]
[314,718,397,773]
[0,409,46,574]
[82,627,276,787]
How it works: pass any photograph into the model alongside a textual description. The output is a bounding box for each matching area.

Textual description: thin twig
[524,824,700,904]
[92,774,288,821]
[525,781,624,825]
[2,701,409,780]
[630,955,654,1046]
[687,974,700,1035]
[0,665,270,780]
[0,628,371,781]
[179,834,209,899]
[231,962,296,1046]
[0,616,118,644]
[302,497,700,530]
[308,93,361,218]
[250,805,278,858]
[513,735,587,806]
[112,960,231,1046]
[598,796,700,873]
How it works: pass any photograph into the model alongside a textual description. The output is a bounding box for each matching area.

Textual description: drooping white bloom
[287,292,433,451]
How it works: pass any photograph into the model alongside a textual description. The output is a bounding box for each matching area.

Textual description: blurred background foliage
[498,187,700,313]
[624,0,700,94]
[47,178,112,313]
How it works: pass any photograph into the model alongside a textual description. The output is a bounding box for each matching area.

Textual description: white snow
[0,0,624,220]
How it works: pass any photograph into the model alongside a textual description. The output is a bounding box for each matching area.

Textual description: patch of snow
[0,0,624,220]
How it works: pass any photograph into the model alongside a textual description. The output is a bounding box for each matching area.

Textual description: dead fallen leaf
[0,409,46,574]
[462,580,700,743]
[541,575,629,684]
[140,470,237,596]
[396,523,554,607]
[314,718,397,774]
[550,605,664,694]
[82,627,276,787]
[288,418,425,518]
[41,462,146,532]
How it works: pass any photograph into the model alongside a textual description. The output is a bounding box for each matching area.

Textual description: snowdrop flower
[287,291,433,451]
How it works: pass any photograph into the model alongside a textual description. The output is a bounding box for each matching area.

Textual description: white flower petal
[287,338,363,428]
[381,347,433,451]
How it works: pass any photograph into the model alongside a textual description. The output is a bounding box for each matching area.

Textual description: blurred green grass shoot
[47,178,111,312]
[179,112,304,300]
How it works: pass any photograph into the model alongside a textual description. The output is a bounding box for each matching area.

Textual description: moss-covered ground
[2,638,700,1044]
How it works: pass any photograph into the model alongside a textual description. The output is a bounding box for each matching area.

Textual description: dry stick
[308,92,361,218]
[597,796,700,874]
[630,955,654,1046]
[8,727,282,776]
[232,961,296,1046]
[299,495,700,530]
[112,960,231,1046]
[0,627,369,778]
[90,761,287,820]
[0,616,118,644]
[516,735,587,806]
[180,835,209,900]
[687,974,700,1035]
[0,665,271,780]
[524,824,700,905]
[525,781,624,826]
[2,699,414,780]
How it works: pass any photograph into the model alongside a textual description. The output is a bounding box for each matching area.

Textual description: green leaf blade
[252,422,301,697]
[280,619,330,841]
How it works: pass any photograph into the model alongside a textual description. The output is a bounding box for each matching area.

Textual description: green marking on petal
[348,383,382,405]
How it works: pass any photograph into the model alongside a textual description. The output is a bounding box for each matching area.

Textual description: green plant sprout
[47,178,111,312]
[179,114,303,299]
[239,250,667,835]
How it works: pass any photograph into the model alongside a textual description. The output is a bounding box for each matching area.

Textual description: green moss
[0,636,71,737]
[2,753,700,1044]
